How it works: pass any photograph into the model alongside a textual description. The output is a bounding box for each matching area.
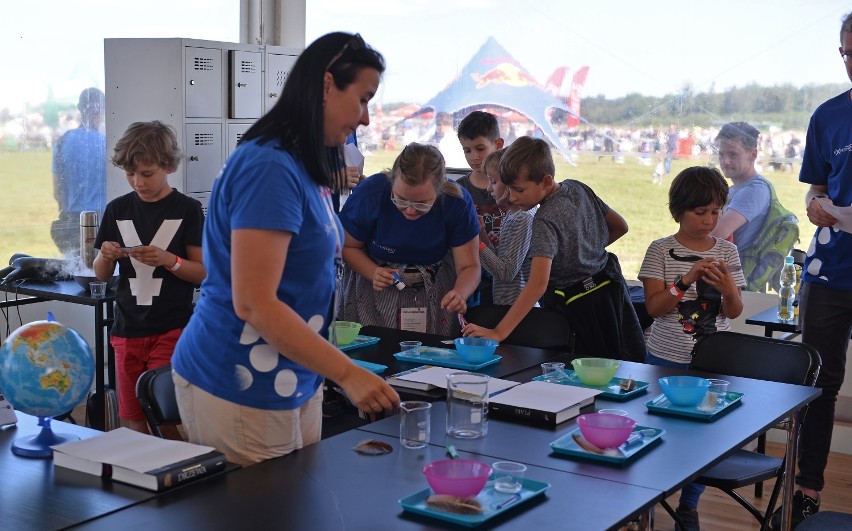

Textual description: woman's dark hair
[241,32,385,188]
[668,166,729,222]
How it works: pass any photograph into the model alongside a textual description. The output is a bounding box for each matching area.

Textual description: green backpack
[739,178,799,293]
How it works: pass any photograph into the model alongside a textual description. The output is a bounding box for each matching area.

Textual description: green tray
[532,372,649,401]
[399,477,550,527]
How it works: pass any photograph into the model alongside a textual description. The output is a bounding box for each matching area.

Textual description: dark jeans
[797,282,852,491]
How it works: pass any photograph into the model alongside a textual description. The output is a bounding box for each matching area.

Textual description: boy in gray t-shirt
[460,136,645,360]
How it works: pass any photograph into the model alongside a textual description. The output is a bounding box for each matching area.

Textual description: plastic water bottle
[778,255,797,322]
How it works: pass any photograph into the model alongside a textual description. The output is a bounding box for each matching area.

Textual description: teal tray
[394,347,501,370]
[352,359,387,374]
[337,335,381,352]
[550,425,664,464]
[532,372,649,401]
[645,391,744,421]
[399,477,550,527]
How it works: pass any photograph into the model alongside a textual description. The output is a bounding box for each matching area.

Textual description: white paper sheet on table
[818,201,852,234]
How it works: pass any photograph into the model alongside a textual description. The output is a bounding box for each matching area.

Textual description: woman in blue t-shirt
[171,33,400,466]
[338,143,481,336]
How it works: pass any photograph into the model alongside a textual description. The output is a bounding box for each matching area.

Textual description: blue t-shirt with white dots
[173,138,342,410]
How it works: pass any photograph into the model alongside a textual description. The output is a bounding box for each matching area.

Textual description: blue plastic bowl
[453,337,498,363]
[659,376,710,407]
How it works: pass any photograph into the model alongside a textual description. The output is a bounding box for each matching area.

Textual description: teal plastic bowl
[453,337,498,363]
[659,376,710,407]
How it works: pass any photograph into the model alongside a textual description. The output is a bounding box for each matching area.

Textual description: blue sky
[1,0,849,111]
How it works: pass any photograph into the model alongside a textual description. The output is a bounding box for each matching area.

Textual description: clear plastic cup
[492,461,526,493]
[89,281,107,298]
[708,379,730,405]
[597,408,628,416]
[399,341,422,357]
[540,362,565,382]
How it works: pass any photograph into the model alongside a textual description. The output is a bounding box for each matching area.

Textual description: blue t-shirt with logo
[172,138,342,410]
[799,90,852,291]
[339,172,479,265]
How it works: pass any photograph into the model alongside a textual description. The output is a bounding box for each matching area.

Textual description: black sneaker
[769,490,819,530]
[675,505,700,531]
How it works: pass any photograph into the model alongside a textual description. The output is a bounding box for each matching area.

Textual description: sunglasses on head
[326,33,365,71]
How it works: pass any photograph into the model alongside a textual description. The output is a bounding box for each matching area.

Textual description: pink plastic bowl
[577,413,636,449]
[422,459,492,498]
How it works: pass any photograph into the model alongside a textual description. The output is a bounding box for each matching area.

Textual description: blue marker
[391,271,406,290]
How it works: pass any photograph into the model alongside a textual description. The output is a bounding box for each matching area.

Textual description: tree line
[560,82,849,130]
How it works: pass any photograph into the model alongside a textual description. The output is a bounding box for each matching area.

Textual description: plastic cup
[708,379,730,405]
[492,461,527,493]
[89,281,107,298]
[399,341,422,357]
[399,401,431,449]
[540,362,565,382]
[598,408,628,416]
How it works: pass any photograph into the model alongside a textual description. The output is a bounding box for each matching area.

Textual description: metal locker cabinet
[184,47,223,119]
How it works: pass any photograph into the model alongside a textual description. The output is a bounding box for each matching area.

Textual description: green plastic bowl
[571,357,621,386]
[332,321,362,345]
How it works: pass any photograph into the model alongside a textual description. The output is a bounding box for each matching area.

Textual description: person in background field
[461,136,645,361]
[454,110,506,306]
[769,12,852,529]
[171,33,400,466]
[93,121,206,438]
[51,87,107,257]
[710,122,771,268]
[665,123,678,175]
[639,166,744,531]
[338,142,480,337]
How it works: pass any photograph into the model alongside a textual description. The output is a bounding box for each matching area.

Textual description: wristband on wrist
[479,241,487,252]
[669,283,685,298]
[169,256,182,272]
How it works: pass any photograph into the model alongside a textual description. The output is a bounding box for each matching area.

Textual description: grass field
[0,148,815,283]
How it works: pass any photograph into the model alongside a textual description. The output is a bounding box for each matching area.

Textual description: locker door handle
[269,92,278,98]
[237,82,247,88]
[189,156,199,162]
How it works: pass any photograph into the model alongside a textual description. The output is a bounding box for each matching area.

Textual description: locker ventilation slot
[240,61,257,73]
[194,133,214,146]
[236,133,245,146]
[275,71,285,86]
[193,57,214,71]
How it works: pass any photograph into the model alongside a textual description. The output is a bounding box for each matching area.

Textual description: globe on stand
[0,319,95,457]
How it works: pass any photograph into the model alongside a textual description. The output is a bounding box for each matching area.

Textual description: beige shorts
[172,370,323,466]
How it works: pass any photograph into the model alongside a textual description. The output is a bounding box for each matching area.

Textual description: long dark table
[0,414,154,530]
[342,325,567,401]
[0,279,116,429]
[359,360,820,530]
[69,429,663,530]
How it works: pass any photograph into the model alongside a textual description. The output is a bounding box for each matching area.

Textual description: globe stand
[11,416,80,458]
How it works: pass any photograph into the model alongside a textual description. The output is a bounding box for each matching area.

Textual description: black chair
[661,331,821,530]
[136,364,181,438]
[465,305,574,351]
